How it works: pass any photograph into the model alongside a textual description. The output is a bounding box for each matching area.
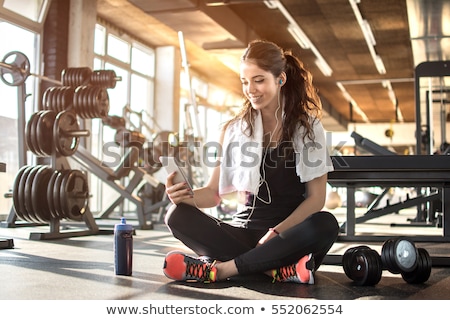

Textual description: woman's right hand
[165,171,194,205]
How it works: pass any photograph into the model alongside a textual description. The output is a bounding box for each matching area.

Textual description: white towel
[218,111,334,196]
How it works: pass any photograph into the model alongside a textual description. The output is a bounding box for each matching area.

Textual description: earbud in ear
[279,79,283,85]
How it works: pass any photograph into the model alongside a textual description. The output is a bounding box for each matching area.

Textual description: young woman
[162,40,339,284]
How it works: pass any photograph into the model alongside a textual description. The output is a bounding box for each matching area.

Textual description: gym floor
[1,207,449,301]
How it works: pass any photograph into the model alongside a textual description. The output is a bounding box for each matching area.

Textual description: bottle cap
[114,217,133,231]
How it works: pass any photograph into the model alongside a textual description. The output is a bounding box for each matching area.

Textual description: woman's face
[240,61,279,112]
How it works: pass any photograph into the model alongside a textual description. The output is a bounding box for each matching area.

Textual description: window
[0,21,40,215]
[2,0,49,23]
[107,34,130,63]
[92,22,156,215]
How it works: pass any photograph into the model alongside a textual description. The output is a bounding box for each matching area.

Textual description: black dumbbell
[342,245,382,286]
[381,236,432,283]
[400,247,432,284]
[381,236,418,274]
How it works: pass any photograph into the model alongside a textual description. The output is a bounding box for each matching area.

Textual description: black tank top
[232,145,307,229]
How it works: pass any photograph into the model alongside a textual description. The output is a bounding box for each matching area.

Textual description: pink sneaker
[272,253,315,284]
[163,251,217,283]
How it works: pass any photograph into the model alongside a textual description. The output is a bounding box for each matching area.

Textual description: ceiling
[97,0,450,132]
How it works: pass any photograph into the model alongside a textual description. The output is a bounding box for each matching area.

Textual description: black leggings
[165,203,339,275]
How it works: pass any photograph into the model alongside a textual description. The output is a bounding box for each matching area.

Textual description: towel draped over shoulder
[218,111,334,196]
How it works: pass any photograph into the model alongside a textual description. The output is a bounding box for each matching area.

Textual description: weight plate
[31,166,53,222]
[59,170,89,221]
[48,87,58,111]
[47,170,59,219]
[365,249,382,286]
[12,166,30,221]
[88,86,97,118]
[108,70,117,88]
[61,86,75,111]
[382,237,418,274]
[61,69,70,86]
[17,166,34,222]
[53,87,63,112]
[0,51,30,86]
[87,86,97,118]
[342,245,371,280]
[74,67,92,86]
[25,112,41,156]
[348,250,370,285]
[83,86,93,118]
[62,68,91,87]
[75,86,88,118]
[381,238,399,274]
[25,113,35,154]
[83,68,91,85]
[31,111,46,157]
[55,87,65,112]
[53,110,80,156]
[82,86,89,115]
[401,248,432,284]
[51,86,60,112]
[394,238,418,273]
[42,87,54,110]
[36,110,57,156]
[95,86,110,118]
[52,170,69,219]
[24,165,41,223]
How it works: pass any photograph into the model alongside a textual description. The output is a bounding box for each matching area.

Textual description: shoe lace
[185,257,214,282]
[273,264,297,283]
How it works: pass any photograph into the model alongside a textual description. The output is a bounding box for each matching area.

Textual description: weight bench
[328,155,450,243]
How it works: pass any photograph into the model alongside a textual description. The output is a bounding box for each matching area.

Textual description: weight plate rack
[2,50,167,237]
[0,51,123,239]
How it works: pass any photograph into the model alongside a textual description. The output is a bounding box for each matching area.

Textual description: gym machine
[336,61,450,235]
[414,61,450,155]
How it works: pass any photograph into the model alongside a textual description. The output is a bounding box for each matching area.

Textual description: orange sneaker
[163,251,217,283]
[272,253,315,284]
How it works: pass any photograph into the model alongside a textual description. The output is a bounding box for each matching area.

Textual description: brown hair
[228,39,322,144]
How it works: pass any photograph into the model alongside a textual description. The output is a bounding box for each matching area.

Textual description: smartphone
[159,156,192,188]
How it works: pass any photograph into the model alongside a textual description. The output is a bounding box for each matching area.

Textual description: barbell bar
[0,51,121,87]
[0,51,62,86]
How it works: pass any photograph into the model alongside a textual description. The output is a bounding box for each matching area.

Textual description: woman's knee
[164,203,181,227]
[322,210,339,228]
[305,210,339,240]
[164,203,203,230]
[318,211,339,237]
